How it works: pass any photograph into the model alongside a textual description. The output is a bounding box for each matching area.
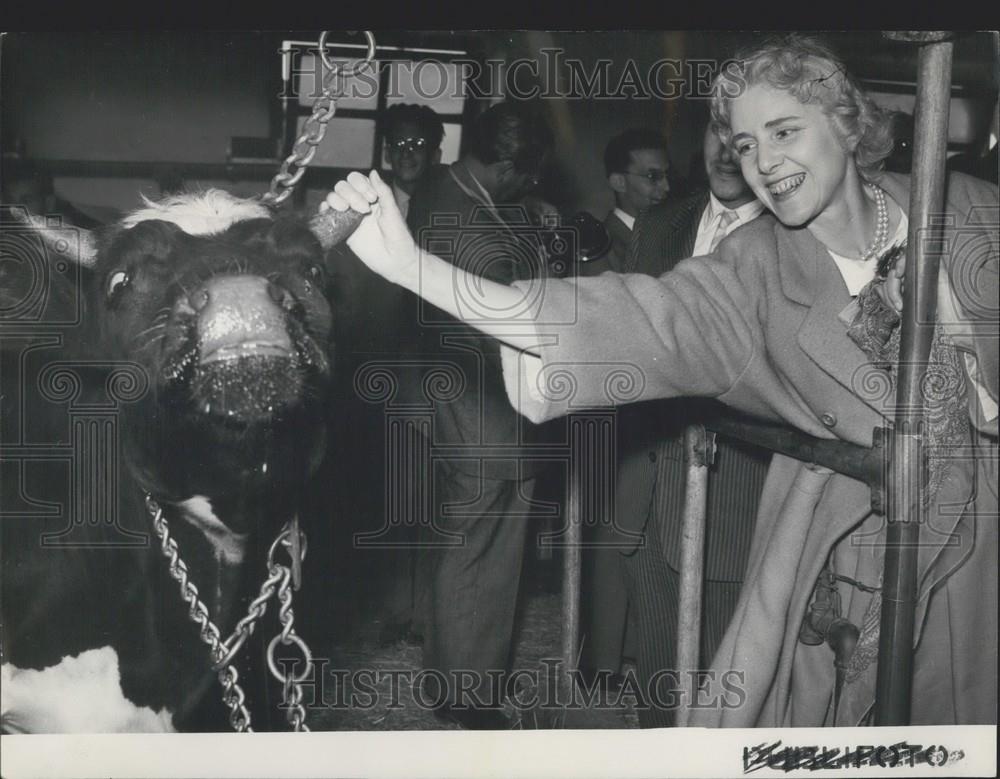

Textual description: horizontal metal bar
[701,402,886,507]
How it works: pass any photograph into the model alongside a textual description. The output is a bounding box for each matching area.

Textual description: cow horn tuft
[308,206,365,250]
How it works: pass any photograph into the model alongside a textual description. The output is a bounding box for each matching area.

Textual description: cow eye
[106,270,131,300]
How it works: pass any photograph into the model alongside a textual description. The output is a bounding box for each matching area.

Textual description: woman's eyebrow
[764,115,802,128]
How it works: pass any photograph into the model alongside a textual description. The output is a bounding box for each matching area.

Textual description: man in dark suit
[616,120,771,727]
[580,129,669,277]
[404,102,553,729]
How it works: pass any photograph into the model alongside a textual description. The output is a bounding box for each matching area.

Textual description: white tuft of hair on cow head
[121,190,272,236]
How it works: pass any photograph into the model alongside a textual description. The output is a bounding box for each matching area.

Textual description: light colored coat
[500,171,998,726]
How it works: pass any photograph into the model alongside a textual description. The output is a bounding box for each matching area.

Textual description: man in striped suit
[616,120,771,727]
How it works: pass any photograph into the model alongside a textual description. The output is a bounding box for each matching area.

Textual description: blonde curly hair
[710,35,895,183]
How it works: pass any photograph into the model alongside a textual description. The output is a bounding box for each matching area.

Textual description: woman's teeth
[768,173,805,197]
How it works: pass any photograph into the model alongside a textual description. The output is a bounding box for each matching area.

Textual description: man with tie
[581,129,670,277]
[614,118,772,727]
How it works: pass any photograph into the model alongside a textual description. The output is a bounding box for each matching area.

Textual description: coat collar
[789,173,914,420]
[778,172,913,306]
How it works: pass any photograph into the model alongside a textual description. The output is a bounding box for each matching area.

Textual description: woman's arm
[326,171,765,425]
[323,171,545,354]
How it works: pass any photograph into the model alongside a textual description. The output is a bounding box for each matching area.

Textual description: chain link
[264,526,314,732]
[147,495,255,732]
[261,31,377,208]
[146,495,315,733]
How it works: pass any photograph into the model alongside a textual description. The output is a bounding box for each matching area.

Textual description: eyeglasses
[624,169,669,184]
[389,137,428,153]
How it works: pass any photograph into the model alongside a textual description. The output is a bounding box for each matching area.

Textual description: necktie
[708,210,739,252]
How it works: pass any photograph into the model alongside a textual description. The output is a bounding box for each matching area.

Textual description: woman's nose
[756,144,783,175]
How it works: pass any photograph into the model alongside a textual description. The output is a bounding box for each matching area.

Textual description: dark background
[2,31,997,222]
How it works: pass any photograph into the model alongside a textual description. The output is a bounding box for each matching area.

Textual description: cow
[0,191,361,733]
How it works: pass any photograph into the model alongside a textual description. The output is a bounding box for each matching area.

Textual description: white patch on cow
[1,647,175,733]
[176,495,248,566]
[121,189,270,236]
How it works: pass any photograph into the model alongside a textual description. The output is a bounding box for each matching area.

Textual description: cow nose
[194,275,293,364]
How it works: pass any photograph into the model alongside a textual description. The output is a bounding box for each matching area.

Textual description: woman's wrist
[390,248,423,290]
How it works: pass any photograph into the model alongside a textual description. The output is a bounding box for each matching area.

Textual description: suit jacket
[605,191,768,583]
[500,172,999,726]
[629,191,708,274]
[406,164,542,480]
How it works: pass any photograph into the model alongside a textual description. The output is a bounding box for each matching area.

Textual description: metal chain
[146,495,314,732]
[261,31,377,207]
[832,572,881,594]
[264,527,314,732]
[146,495,255,732]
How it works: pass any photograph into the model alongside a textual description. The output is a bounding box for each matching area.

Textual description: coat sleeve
[499,242,766,424]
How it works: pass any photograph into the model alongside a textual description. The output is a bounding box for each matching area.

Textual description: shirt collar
[613,207,635,231]
[706,192,764,225]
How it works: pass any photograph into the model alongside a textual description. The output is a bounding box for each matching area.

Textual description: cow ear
[7,206,99,267]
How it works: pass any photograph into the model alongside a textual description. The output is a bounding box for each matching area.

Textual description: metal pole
[702,404,887,513]
[561,429,583,709]
[675,425,715,726]
[875,34,954,726]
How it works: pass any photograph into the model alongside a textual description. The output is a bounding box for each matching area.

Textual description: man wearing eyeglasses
[582,129,670,277]
[378,104,445,218]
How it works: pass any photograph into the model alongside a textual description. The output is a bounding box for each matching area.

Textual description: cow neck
[149,489,297,624]
[143,492,313,732]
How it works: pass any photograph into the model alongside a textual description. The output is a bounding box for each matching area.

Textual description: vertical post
[875,34,954,726]
[676,424,714,726]
[560,411,614,704]
[562,453,582,706]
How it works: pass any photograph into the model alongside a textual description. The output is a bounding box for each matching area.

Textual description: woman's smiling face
[728,83,854,228]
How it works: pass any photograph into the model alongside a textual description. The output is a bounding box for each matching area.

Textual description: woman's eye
[775,127,799,142]
[735,142,755,156]
[106,270,131,300]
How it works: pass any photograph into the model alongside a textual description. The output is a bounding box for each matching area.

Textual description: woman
[325,36,997,726]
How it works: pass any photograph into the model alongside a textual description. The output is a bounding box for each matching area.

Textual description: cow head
[18,191,362,529]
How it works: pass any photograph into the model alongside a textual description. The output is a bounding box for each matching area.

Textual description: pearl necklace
[858,184,889,262]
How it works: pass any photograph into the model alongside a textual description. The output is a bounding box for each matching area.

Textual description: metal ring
[318,31,376,77]
[266,632,313,684]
